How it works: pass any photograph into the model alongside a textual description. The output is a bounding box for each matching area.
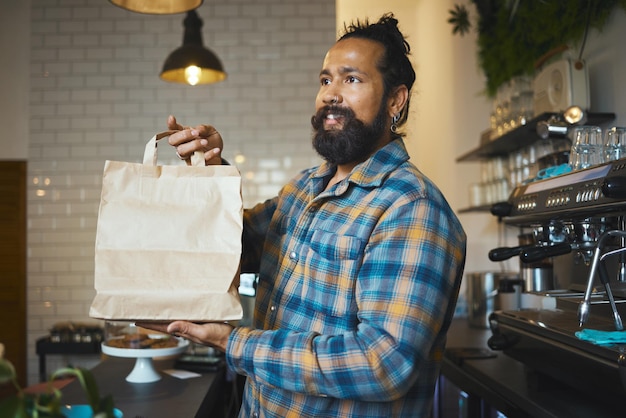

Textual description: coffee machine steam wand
[578,229,626,330]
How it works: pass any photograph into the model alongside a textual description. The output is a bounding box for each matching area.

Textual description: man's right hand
[167,115,224,165]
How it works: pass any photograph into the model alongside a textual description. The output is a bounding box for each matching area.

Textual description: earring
[390,113,400,133]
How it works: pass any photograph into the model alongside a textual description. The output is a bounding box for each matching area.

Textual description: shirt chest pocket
[300,230,365,319]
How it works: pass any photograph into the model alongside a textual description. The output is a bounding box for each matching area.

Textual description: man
[145,13,466,417]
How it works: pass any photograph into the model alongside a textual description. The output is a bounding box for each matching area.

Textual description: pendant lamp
[160,10,227,86]
[109,0,203,15]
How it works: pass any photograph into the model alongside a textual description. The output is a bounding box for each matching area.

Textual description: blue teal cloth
[536,163,572,180]
[227,138,467,418]
[575,329,626,345]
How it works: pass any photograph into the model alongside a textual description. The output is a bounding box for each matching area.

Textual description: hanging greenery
[448,0,626,97]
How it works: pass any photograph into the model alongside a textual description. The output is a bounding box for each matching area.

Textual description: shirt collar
[313,136,410,188]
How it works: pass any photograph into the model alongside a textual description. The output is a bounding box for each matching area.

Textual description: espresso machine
[486,157,626,405]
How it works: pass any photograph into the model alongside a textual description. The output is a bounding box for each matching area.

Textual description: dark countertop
[57,319,623,417]
[443,317,624,418]
[60,356,224,418]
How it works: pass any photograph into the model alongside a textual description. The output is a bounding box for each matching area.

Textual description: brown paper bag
[89,131,243,321]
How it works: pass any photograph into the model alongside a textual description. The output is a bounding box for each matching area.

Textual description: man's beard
[310,102,387,165]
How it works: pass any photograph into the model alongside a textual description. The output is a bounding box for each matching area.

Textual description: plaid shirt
[226,138,466,417]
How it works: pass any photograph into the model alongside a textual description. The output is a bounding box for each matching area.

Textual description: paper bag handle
[143,130,206,167]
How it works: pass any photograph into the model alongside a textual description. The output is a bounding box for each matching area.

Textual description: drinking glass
[604,127,626,162]
[569,126,604,170]
[468,182,483,207]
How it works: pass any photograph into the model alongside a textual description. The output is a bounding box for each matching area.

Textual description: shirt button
[289,251,297,260]
[270,305,276,312]
[252,413,259,418]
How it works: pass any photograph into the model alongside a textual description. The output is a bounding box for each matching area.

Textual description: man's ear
[388,85,409,117]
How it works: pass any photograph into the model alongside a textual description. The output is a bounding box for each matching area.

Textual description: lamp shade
[109,0,203,14]
[160,10,226,85]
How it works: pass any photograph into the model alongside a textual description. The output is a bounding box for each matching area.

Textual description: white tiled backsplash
[27,0,334,384]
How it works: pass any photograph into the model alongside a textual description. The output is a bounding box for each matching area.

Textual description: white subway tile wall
[28,0,335,384]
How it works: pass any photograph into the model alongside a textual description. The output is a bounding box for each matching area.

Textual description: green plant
[0,354,115,418]
[448,0,626,97]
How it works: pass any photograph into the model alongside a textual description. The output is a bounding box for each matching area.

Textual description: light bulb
[185,65,201,85]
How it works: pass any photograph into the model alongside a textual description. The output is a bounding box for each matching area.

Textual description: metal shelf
[458,204,494,214]
[456,112,616,162]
